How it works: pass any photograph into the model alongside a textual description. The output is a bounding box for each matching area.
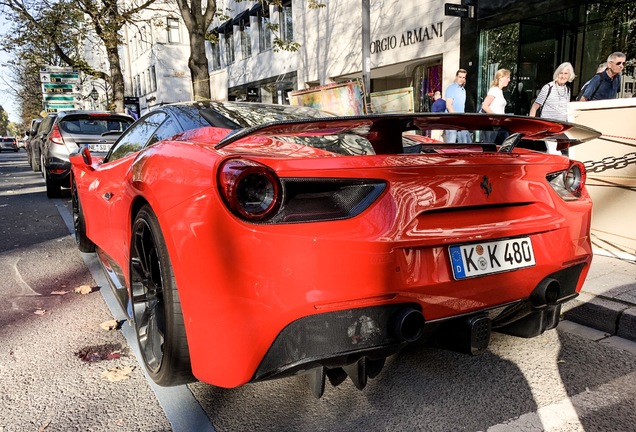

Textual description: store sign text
[370,22,443,54]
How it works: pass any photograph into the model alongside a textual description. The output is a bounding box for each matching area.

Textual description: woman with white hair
[529,62,576,154]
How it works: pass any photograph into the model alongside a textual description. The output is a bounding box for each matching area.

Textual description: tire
[71,178,95,253]
[31,150,41,172]
[130,205,194,386]
[44,168,62,198]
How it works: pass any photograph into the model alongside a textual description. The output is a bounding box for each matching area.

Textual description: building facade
[207,0,462,111]
[114,0,634,117]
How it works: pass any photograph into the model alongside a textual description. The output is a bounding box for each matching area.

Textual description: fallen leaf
[34,309,46,315]
[51,290,69,295]
[74,285,92,295]
[101,366,135,382]
[100,320,121,331]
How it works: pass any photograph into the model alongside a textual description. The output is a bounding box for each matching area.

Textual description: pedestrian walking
[430,91,445,141]
[431,91,446,113]
[481,69,511,114]
[576,62,607,100]
[444,69,471,143]
[529,62,576,155]
[578,52,626,101]
[481,68,511,143]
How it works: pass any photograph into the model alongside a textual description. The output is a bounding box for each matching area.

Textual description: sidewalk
[562,251,636,342]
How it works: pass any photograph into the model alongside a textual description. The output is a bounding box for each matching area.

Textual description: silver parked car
[39,110,134,198]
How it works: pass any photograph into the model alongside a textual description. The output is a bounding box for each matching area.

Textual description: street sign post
[40,66,81,112]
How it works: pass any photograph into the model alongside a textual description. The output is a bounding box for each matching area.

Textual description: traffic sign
[41,83,81,94]
[40,72,80,84]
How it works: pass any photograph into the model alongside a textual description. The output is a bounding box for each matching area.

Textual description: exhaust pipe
[390,307,425,342]
[530,278,561,308]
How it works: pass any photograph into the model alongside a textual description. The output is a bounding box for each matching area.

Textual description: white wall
[293,0,461,89]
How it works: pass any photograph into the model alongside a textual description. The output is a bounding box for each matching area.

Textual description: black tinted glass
[107,112,167,162]
[59,118,131,135]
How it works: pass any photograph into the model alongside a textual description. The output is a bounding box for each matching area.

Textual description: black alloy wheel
[71,178,95,253]
[130,205,193,386]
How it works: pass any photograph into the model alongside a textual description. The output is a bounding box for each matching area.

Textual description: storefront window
[478,23,519,114]
[478,2,635,109]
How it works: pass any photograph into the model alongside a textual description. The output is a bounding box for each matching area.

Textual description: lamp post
[88,80,112,110]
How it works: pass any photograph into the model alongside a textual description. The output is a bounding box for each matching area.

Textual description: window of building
[225,32,235,64]
[211,42,222,70]
[258,11,271,52]
[240,21,252,59]
[280,1,293,42]
[141,71,146,95]
[136,74,141,96]
[167,17,180,43]
[150,65,157,92]
[145,70,152,95]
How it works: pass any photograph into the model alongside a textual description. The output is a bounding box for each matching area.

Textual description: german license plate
[449,237,535,279]
[88,144,110,152]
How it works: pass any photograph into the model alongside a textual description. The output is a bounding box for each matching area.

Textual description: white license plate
[88,144,110,152]
[449,237,535,279]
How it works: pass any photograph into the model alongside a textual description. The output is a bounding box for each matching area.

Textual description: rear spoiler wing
[215,113,601,152]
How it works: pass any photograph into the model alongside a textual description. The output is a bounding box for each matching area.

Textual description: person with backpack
[577,62,607,99]
[529,62,576,155]
[578,52,626,101]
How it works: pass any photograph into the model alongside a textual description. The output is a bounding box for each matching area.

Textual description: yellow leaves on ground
[74,285,93,295]
[99,320,122,331]
[101,366,135,382]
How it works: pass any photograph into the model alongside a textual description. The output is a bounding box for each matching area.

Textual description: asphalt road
[1,149,636,432]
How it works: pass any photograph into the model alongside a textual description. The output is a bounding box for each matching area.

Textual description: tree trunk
[189,32,211,101]
[106,44,125,112]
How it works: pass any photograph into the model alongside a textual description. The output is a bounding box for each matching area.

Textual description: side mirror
[81,146,92,165]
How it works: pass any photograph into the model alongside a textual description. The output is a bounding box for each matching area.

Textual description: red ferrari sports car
[70,102,599,397]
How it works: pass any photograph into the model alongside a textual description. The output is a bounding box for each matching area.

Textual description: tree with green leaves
[0,106,9,136]
[174,0,324,102]
[0,0,160,113]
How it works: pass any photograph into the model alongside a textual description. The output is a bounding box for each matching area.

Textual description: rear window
[59,118,132,135]
[1,138,16,143]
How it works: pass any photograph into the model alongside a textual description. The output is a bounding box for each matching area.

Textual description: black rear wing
[215,113,601,153]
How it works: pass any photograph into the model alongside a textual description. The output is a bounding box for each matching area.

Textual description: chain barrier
[583,152,636,173]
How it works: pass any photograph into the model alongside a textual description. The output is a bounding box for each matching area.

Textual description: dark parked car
[29,115,55,173]
[26,118,42,169]
[0,137,18,152]
[39,110,134,198]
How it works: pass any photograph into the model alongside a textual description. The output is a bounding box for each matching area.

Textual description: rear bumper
[253,263,583,383]
[45,156,71,186]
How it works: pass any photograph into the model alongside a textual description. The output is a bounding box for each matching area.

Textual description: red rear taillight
[49,125,65,145]
[547,160,586,201]
[218,159,282,221]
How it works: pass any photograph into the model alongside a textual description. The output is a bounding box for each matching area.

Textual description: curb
[561,252,636,342]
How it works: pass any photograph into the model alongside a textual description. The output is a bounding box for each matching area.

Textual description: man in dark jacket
[579,52,626,101]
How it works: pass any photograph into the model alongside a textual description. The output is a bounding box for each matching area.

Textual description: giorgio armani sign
[370,22,443,54]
